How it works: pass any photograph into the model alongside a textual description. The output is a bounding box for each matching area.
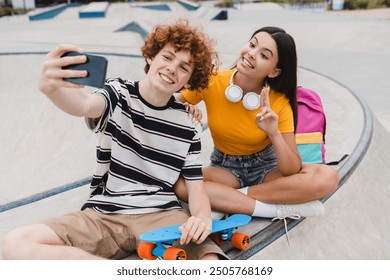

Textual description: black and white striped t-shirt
[82,78,203,214]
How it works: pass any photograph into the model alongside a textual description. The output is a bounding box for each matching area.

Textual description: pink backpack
[295,87,326,164]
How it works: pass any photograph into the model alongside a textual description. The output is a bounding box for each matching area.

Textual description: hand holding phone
[61,52,108,88]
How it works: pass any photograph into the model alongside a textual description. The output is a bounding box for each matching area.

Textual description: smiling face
[146,44,194,95]
[237,31,281,81]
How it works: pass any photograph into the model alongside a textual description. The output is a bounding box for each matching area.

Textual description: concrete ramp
[177,0,200,11]
[28,4,70,21]
[253,117,390,259]
[0,54,146,207]
[193,6,228,21]
[1,2,389,260]
[0,63,371,258]
[115,20,153,39]
[0,55,96,205]
[79,2,110,18]
[137,3,171,11]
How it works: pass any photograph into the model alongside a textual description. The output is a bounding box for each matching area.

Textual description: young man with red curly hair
[2,20,227,260]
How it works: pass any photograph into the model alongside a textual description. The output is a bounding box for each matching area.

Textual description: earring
[225,70,260,110]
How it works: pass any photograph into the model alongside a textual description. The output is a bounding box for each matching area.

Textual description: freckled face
[146,44,194,94]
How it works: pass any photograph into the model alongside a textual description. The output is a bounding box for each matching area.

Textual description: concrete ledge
[177,0,200,11]
[138,3,171,11]
[302,67,373,189]
[283,2,329,12]
[115,20,152,40]
[28,4,69,21]
[194,6,228,21]
[212,9,228,20]
[79,2,110,19]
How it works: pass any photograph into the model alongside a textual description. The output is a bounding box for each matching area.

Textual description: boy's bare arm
[179,180,212,245]
[38,44,104,118]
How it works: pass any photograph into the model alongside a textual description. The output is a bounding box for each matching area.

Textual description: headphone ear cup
[243,92,260,110]
[225,85,243,103]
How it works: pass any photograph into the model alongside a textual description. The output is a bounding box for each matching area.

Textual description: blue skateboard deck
[138,214,252,260]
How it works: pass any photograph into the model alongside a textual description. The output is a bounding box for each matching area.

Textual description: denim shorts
[209,145,278,189]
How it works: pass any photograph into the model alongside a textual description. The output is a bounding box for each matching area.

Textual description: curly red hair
[141,19,219,91]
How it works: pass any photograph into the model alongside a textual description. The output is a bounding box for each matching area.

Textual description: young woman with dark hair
[175,27,339,222]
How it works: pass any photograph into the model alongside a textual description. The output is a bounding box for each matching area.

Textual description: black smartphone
[62,52,107,88]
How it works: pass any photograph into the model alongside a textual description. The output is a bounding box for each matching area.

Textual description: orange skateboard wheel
[231,232,250,250]
[163,247,187,260]
[138,242,157,260]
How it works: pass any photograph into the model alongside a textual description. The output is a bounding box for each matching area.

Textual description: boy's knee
[2,228,24,259]
[200,253,220,260]
[2,224,57,259]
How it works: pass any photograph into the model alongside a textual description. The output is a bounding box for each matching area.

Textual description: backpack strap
[326,154,349,166]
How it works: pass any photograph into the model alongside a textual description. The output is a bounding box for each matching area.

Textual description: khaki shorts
[43,208,228,260]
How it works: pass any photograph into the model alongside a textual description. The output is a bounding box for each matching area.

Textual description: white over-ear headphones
[225,69,260,110]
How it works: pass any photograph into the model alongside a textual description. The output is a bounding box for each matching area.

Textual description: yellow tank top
[182,68,294,156]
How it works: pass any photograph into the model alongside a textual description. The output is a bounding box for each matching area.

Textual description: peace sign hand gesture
[255,85,279,135]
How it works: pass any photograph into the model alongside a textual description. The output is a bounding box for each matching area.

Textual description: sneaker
[275,200,325,220]
[273,200,325,246]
